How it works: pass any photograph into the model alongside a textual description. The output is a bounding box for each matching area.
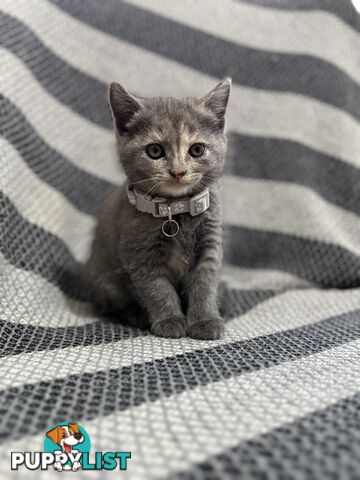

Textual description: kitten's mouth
[159,179,194,197]
[168,178,190,186]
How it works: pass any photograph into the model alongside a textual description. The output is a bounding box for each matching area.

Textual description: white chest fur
[166,239,190,281]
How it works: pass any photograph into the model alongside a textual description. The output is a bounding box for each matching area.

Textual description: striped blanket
[1,1,360,478]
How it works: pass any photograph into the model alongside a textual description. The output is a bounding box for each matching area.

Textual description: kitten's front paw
[150,316,187,338]
[187,316,224,340]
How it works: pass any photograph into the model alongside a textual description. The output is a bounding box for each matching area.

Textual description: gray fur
[84,78,231,339]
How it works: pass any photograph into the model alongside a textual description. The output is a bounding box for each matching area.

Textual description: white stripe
[1,287,360,389]
[221,264,314,290]
[0,137,95,262]
[2,339,360,479]
[224,176,360,256]
[2,0,359,167]
[0,47,122,185]
[226,287,360,331]
[230,87,360,169]
[0,332,225,391]
[352,0,360,14]
[0,254,96,327]
[128,0,360,84]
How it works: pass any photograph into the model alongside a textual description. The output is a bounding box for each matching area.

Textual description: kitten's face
[109,79,231,198]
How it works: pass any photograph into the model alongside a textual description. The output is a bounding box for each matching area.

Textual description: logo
[11,422,131,472]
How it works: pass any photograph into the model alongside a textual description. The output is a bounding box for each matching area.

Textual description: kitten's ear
[108,82,142,134]
[200,77,231,129]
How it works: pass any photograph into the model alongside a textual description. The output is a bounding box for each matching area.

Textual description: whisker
[131,176,161,186]
[195,179,206,190]
[145,181,163,197]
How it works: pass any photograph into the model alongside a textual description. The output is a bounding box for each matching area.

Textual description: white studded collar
[126,183,210,237]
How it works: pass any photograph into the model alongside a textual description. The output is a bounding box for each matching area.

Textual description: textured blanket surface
[1,0,360,478]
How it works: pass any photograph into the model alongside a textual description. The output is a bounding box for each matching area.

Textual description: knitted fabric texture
[0,1,360,478]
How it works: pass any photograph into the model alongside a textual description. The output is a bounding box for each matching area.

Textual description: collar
[126,183,210,218]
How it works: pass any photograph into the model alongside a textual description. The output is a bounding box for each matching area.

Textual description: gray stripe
[0,288,274,358]
[2,191,359,296]
[226,133,360,216]
[50,0,360,119]
[182,392,360,479]
[0,320,146,358]
[1,308,359,442]
[0,94,115,216]
[225,226,360,288]
[238,0,360,32]
[220,287,277,320]
[0,12,111,129]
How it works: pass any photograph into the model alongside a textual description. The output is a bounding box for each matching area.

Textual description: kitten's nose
[169,169,187,181]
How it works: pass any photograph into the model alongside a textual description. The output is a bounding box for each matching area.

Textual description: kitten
[84,78,231,340]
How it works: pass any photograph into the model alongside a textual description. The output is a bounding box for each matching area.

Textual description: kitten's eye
[189,143,205,157]
[146,143,165,159]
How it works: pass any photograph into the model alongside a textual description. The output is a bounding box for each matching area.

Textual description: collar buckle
[189,190,210,216]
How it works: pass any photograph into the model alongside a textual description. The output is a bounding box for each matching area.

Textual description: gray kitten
[84,78,231,340]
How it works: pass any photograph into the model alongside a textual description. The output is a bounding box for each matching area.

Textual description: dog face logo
[45,423,88,472]
[46,423,84,454]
